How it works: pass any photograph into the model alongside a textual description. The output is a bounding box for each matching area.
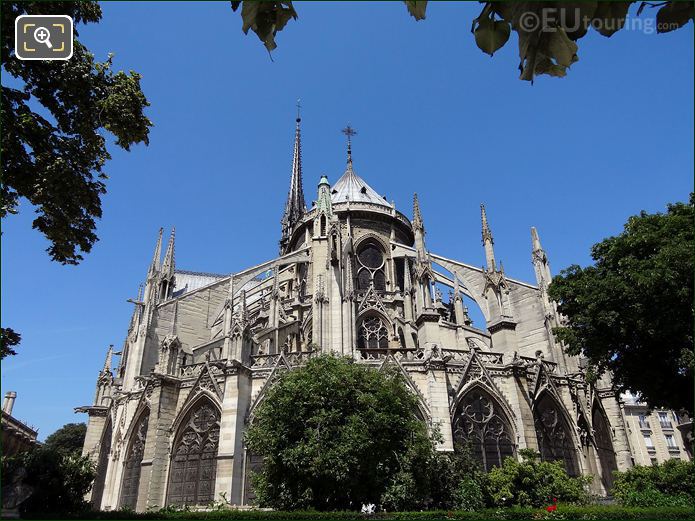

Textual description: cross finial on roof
[341,124,357,164]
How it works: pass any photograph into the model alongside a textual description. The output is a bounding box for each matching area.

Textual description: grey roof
[330,164,392,208]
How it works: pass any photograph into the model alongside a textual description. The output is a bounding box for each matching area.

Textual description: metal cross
[341,124,357,143]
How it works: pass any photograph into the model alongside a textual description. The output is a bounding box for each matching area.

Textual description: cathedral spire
[148,228,164,278]
[280,103,307,253]
[531,226,552,287]
[161,227,176,280]
[101,345,113,374]
[481,204,496,271]
[413,193,425,233]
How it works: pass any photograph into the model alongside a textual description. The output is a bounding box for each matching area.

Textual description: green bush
[612,459,694,507]
[1,446,95,516]
[486,449,591,507]
[19,505,695,520]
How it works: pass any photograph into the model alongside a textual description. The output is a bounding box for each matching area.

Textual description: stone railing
[519,356,558,373]
[250,350,315,368]
[357,348,425,362]
[178,362,224,378]
[441,349,505,365]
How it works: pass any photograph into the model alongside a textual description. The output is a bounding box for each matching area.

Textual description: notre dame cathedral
[77,116,633,511]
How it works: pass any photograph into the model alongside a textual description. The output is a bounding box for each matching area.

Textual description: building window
[453,389,516,472]
[643,434,654,449]
[658,412,673,429]
[120,410,149,509]
[533,393,579,476]
[357,315,389,349]
[356,242,386,291]
[638,414,650,430]
[167,400,220,507]
[665,434,678,449]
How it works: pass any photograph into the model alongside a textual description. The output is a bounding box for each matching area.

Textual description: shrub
[612,459,694,507]
[486,449,591,507]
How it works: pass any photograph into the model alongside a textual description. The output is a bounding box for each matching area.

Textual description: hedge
[23,505,695,520]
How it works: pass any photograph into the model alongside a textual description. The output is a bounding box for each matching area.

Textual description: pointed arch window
[358,315,389,349]
[593,405,618,490]
[453,389,515,472]
[356,242,386,291]
[91,419,112,509]
[534,393,579,476]
[166,400,220,507]
[119,410,149,510]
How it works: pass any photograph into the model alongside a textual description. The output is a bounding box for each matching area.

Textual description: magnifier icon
[33,26,53,49]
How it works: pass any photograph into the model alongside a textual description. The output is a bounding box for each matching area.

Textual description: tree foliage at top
[548,195,694,412]
[43,422,87,455]
[1,1,152,265]
[230,1,693,82]
[244,355,438,511]
[0,327,21,359]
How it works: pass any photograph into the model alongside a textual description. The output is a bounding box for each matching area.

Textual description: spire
[481,204,496,271]
[531,226,543,253]
[315,175,333,217]
[148,228,164,278]
[102,345,113,374]
[280,103,307,253]
[161,227,176,280]
[341,124,357,165]
[412,193,424,232]
[531,226,552,286]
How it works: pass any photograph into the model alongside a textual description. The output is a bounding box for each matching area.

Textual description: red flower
[545,505,557,512]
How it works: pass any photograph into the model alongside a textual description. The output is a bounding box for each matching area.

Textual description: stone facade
[77,118,636,510]
[622,396,692,466]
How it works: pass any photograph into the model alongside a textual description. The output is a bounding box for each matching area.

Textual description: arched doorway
[533,393,580,476]
[166,399,221,507]
[453,388,516,471]
[119,409,149,509]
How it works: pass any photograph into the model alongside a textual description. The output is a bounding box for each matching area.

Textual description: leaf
[473,9,511,56]
[404,1,427,21]
[591,1,632,37]
[239,1,298,52]
[656,2,694,34]
[557,1,598,40]
[240,0,260,34]
[230,1,241,12]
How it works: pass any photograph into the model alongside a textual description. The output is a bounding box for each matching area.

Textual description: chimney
[2,391,17,415]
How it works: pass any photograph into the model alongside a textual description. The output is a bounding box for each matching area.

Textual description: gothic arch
[166,396,221,507]
[356,312,391,349]
[452,386,516,472]
[353,232,390,255]
[119,408,150,509]
[170,388,222,438]
[592,399,618,490]
[91,417,112,508]
[533,390,580,476]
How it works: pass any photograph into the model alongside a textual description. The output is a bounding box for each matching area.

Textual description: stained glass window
[356,243,386,291]
[534,393,579,476]
[166,401,220,507]
[120,411,149,509]
[358,316,389,349]
[453,389,515,471]
[592,405,618,490]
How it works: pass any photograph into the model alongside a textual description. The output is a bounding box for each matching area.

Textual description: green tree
[486,449,590,508]
[1,446,95,516]
[1,1,152,359]
[230,1,693,82]
[612,459,695,507]
[244,355,436,511]
[44,422,87,455]
[1,1,152,265]
[548,196,694,412]
[0,327,21,359]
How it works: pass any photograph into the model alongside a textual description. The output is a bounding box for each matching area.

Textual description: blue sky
[2,2,692,439]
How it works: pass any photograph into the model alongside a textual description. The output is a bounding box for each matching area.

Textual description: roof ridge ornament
[341,124,357,165]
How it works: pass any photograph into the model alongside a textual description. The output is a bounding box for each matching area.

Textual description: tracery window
[592,405,618,490]
[356,242,386,291]
[534,393,579,476]
[453,389,515,472]
[166,401,220,507]
[358,315,389,349]
[120,410,149,509]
